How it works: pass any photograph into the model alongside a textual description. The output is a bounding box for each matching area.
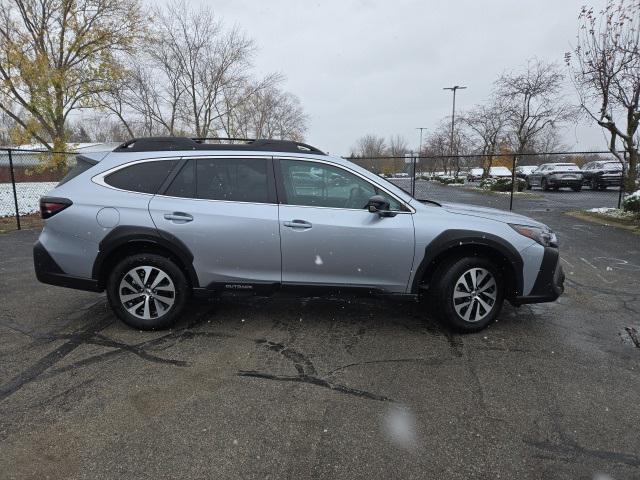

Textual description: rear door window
[165,160,195,198]
[196,158,270,203]
[104,160,179,194]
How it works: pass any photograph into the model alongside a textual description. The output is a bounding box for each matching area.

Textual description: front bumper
[592,175,622,187]
[33,241,102,292]
[547,177,582,187]
[512,246,564,305]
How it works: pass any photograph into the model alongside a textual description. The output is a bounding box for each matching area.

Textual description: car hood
[439,202,547,228]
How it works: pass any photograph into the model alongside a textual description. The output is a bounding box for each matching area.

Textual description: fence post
[7,149,21,230]
[509,154,517,211]
[411,156,416,197]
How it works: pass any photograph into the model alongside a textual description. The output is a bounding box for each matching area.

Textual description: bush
[479,178,496,190]
[480,177,525,192]
[441,177,464,185]
[623,191,640,213]
[433,175,464,184]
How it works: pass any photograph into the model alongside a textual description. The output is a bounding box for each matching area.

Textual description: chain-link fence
[1,149,76,231]
[0,147,636,233]
[349,151,634,215]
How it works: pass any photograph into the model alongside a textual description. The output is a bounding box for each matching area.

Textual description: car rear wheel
[571,185,582,192]
[107,253,188,330]
[431,257,504,332]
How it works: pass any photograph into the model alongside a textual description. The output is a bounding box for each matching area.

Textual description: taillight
[40,197,72,219]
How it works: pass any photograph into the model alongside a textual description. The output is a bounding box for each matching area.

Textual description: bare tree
[0,0,144,161]
[157,3,280,138]
[460,101,508,178]
[495,59,575,155]
[99,2,289,141]
[350,134,387,173]
[387,134,409,173]
[224,84,307,140]
[423,120,473,175]
[352,134,387,158]
[388,134,409,157]
[423,125,451,174]
[72,113,132,143]
[567,0,640,192]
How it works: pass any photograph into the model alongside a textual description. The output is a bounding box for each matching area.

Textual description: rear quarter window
[104,160,179,194]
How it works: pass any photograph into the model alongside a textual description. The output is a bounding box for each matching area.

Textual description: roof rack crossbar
[191,137,256,143]
[114,137,325,155]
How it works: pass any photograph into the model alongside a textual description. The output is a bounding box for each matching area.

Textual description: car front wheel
[432,257,504,332]
[541,178,550,191]
[107,253,188,330]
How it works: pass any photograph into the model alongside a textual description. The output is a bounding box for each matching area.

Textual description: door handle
[283,219,312,229]
[164,212,193,223]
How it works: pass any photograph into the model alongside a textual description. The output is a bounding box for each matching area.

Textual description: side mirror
[367,195,396,217]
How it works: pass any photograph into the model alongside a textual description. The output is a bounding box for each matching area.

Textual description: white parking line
[560,257,575,268]
[580,257,598,270]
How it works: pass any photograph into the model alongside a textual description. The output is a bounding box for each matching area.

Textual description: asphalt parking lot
[393,178,623,213]
[1,188,639,479]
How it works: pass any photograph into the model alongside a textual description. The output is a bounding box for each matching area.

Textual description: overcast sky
[198,0,610,154]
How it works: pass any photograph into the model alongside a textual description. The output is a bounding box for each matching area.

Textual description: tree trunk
[625,148,638,193]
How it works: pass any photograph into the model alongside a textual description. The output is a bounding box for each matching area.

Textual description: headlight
[509,224,557,247]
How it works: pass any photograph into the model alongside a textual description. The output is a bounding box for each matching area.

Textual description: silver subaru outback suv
[34,137,564,332]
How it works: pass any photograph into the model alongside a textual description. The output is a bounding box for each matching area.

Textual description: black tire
[590,179,598,190]
[541,178,550,191]
[106,253,189,330]
[525,179,532,190]
[571,185,582,192]
[430,256,504,333]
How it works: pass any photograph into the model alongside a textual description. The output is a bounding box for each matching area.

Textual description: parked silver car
[34,138,564,332]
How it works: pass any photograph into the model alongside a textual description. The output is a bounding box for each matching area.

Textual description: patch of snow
[588,207,616,213]
[586,207,638,220]
[0,182,57,217]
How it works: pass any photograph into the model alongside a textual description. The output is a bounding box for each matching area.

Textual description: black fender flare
[411,229,524,296]
[92,226,199,287]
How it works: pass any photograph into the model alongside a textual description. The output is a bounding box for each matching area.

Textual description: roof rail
[114,137,325,155]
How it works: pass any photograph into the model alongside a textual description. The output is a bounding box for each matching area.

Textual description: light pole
[443,86,466,155]
[416,127,427,156]
[444,85,466,176]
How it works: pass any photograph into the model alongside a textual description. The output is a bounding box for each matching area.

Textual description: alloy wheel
[118,266,176,320]
[452,267,498,323]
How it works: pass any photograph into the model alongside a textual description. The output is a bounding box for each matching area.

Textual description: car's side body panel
[408,202,542,297]
[148,195,282,287]
[278,204,415,292]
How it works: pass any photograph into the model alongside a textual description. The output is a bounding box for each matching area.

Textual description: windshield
[549,164,580,171]
[600,162,622,170]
